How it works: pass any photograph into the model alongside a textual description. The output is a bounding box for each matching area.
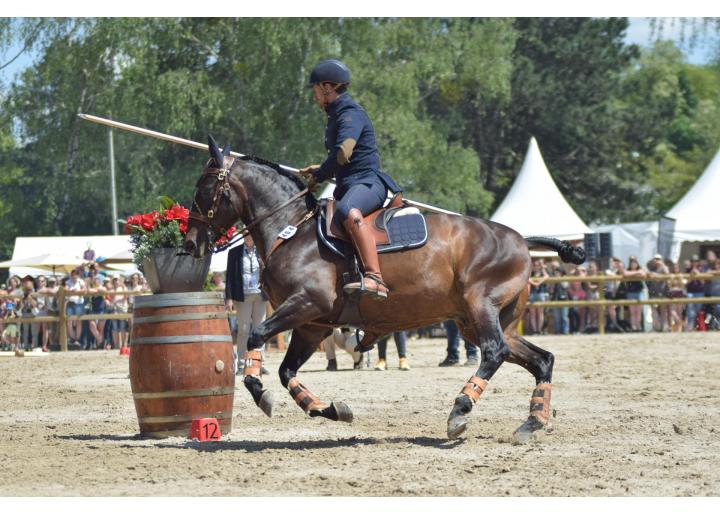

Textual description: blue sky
[0,17,716,86]
[624,17,717,64]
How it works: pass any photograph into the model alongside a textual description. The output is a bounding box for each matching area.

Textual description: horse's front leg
[242,292,329,417]
[278,325,354,423]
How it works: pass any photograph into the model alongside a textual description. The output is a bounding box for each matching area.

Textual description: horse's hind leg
[504,324,555,443]
[499,282,555,441]
[446,301,510,439]
[278,325,354,423]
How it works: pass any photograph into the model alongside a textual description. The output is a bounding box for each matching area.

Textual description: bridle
[189,155,313,254]
[189,155,243,242]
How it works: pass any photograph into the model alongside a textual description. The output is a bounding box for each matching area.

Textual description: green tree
[3,15,719,262]
[619,41,720,215]
[503,18,641,223]
[3,16,502,242]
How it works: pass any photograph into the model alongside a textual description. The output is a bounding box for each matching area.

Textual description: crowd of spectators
[3,249,719,353]
[524,250,720,335]
[0,263,150,352]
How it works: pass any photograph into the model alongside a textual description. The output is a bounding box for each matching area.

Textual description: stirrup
[343,273,388,299]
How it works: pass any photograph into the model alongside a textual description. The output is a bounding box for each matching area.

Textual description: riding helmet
[307,59,351,87]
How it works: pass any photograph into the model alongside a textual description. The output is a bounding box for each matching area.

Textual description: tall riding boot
[343,208,389,299]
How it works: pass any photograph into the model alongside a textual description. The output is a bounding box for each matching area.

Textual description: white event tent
[664,146,720,260]
[490,137,592,241]
[592,146,720,264]
[7,235,234,278]
[590,220,659,266]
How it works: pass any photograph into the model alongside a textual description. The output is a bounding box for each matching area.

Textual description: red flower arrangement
[120,196,236,266]
[125,212,162,233]
[162,204,190,233]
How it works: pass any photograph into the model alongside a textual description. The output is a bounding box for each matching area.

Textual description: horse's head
[184,135,243,258]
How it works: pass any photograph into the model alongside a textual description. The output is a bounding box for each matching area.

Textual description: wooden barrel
[129,292,235,438]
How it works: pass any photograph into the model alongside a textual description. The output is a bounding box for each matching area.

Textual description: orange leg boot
[342,208,389,299]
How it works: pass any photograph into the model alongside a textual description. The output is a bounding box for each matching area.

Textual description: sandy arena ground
[1,332,718,496]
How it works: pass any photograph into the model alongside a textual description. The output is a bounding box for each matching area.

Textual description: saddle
[317,193,428,258]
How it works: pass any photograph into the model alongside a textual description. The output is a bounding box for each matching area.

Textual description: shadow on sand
[55,432,464,452]
[55,433,145,442]
[150,435,464,453]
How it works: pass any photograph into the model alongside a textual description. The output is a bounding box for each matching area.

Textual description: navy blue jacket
[316,93,400,196]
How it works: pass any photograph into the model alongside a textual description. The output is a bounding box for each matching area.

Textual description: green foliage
[158,195,174,211]
[501,18,644,223]
[616,41,720,219]
[1,16,720,259]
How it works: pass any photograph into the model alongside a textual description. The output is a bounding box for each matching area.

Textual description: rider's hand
[299,164,320,191]
[299,164,320,177]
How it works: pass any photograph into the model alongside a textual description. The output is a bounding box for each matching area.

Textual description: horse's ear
[207,134,224,167]
[222,143,231,156]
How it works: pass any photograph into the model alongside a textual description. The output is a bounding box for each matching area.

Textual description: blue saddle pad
[317,201,428,258]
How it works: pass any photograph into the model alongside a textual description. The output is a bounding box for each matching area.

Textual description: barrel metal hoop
[133,297,225,308]
[133,292,225,309]
[131,335,233,345]
[138,411,233,424]
[133,386,235,400]
[133,312,227,324]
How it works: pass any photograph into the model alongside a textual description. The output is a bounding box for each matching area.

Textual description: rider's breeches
[332,182,387,229]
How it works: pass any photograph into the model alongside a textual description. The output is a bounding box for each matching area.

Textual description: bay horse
[184,138,585,442]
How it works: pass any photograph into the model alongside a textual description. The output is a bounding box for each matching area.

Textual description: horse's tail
[524,236,586,265]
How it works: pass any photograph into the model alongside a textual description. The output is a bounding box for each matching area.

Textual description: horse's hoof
[333,401,354,423]
[447,415,468,439]
[258,389,273,418]
[512,416,546,444]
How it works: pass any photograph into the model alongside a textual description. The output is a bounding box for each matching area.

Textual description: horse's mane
[238,155,317,210]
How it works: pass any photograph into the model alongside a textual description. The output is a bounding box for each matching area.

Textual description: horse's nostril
[184,240,196,254]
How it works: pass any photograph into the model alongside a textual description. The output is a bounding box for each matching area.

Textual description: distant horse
[184,138,585,441]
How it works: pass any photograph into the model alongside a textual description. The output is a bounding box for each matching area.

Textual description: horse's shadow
[55,433,463,451]
[55,434,143,442]
[151,435,463,453]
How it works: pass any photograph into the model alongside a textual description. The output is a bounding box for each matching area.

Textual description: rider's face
[311,83,338,110]
[311,84,326,108]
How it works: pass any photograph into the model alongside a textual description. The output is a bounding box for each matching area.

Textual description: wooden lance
[77,113,462,216]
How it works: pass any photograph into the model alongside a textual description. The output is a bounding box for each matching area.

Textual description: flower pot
[141,248,212,294]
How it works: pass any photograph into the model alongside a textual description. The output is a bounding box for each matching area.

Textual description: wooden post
[58,288,67,352]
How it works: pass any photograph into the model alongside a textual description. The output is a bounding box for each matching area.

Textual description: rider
[300,59,400,299]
